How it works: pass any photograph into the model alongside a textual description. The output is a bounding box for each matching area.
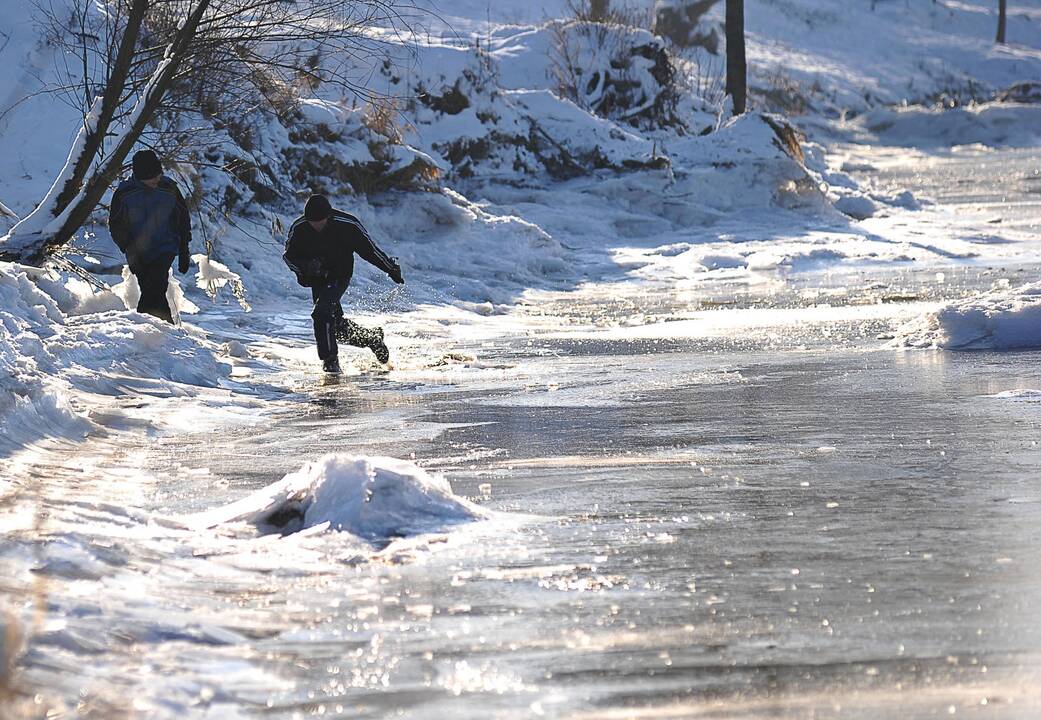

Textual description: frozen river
[4,146,1041,718]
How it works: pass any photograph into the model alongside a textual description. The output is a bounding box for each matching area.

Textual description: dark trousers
[132,258,174,323]
[311,280,383,360]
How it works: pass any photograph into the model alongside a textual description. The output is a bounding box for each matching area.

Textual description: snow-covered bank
[988,388,1041,400]
[895,280,1041,350]
[191,455,486,541]
[0,262,243,455]
[415,0,1041,115]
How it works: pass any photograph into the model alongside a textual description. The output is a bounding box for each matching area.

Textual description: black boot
[322,356,341,374]
[370,327,390,365]
[337,319,390,364]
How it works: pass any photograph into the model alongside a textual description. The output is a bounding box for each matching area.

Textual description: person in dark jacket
[284,194,404,373]
[109,150,192,323]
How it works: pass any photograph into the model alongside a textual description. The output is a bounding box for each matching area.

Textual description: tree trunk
[0,0,210,265]
[996,0,1007,43]
[725,0,746,114]
[54,0,149,213]
[589,0,609,21]
[0,0,147,259]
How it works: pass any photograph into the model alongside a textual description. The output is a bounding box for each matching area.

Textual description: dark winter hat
[304,194,332,221]
[132,149,162,180]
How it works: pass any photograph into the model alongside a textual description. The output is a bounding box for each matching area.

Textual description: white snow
[851,102,1041,149]
[192,254,251,311]
[894,281,1041,350]
[988,389,1041,399]
[190,454,486,541]
[0,262,232,453]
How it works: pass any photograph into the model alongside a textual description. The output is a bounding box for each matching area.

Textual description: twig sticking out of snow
[192,253,251,311]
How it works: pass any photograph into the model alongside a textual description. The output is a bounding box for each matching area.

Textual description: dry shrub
[762,113,805,164]
[362,99,406,144]
[677,46,726,112]
[755,70,810,115]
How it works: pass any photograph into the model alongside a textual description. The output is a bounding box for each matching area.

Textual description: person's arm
[108,185,130,252]
[284,220,323,282]
[173,183,192,274]
[334,212,404,283]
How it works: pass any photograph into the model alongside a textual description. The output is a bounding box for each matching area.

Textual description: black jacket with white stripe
[283,209,398,287]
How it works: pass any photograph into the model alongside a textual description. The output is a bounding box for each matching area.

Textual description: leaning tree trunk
[996,0,1007,43]
[725,0,746,115]
[0,0,148,261]
[53,0,149,214]
[589,0,609,22]
[0,0,209,265]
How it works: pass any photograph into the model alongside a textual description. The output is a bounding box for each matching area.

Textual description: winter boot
[336,318,389,364]
[322,355,341,374]
[369,327,390,365]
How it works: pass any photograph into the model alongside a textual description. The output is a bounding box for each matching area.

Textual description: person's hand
[388,264,404,285]
[178,256,190,274]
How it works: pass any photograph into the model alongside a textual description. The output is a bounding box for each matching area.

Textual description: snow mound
[988,389,1041,400]
[0,262,230,453]
[193,455,486,541]
[894,281,1041,350]
[832,194,878,220]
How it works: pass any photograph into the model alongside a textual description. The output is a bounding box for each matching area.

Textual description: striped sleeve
[283,217,308,274]
[332,211,397,274]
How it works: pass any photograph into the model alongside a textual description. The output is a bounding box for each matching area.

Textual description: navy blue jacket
[283,209,398,287]
[109,176,191,267]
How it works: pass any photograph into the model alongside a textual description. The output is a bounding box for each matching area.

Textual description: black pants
[132,258,174,324]
[311,280,383,360]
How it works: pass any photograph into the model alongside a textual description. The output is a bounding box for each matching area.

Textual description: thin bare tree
[589,0,609,21]
[725,0,746,114]
[1,0,414,265]
[996,0,1007,43]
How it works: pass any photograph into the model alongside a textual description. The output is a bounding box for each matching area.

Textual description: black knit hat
[304,194,332,221]
[132,150,162,180]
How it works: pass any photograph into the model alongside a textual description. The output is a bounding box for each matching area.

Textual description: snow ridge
[894,281,1041,350]
[190,455,486,542]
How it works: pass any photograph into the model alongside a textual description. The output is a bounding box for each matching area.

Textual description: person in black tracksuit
[109,150,192,323]
[283,194,404,373]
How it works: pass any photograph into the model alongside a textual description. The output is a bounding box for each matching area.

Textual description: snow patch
[894,281,1041,350]
[0,261,231,453]
[833,194,878,220]
[988,389,1041,400]
[191,455,486,542]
